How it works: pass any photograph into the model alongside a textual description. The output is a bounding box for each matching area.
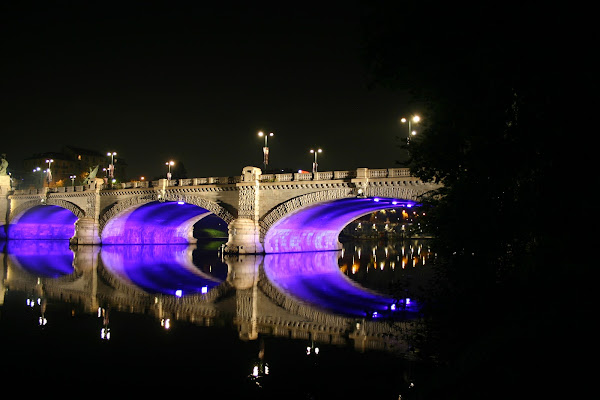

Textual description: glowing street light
[106,151,117,180]
[310,148,322,173]
[258,131,274,170]
[165,161,175,180]
[70,175,76,186]
[400,115,421,144]
[32,167,43,189]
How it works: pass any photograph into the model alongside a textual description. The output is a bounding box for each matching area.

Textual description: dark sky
[1,2,413,180]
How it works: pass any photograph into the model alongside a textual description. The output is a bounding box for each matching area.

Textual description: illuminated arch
[9,199,85,223]
[99,194,234,235]
[100,198,233,244]
[7,200,83,240]
[262,196,418,253]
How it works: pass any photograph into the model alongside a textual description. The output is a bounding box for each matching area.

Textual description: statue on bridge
[82,165,99,185]
[0,154,8,176]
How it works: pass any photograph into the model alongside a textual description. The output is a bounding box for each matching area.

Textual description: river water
[0,238,434,399]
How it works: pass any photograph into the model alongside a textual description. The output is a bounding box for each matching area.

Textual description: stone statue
[0,154,8,176]
[83,165,99,185]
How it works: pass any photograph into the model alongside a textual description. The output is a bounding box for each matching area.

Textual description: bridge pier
[0,176,11,239]
[224,166,265,254]
[70,217,101,245]
[224,218,264,254]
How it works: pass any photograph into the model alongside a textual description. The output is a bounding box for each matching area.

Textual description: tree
[359,4,585,398]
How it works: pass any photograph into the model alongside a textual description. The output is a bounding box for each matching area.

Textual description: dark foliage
[359,3,588,398]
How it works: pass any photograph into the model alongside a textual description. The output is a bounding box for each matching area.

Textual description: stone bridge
[1,167,440,253]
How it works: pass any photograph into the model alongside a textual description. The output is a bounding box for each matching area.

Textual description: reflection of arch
[98,194,235,235]
[9,199,84,223]
[262,252,395,318]
[99,245,231,303]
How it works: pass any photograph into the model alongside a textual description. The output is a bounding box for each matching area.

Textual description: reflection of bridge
[0,244,416,353]
[1,167,439,253]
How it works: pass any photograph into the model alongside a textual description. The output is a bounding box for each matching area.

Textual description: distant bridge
[1,167,440,253]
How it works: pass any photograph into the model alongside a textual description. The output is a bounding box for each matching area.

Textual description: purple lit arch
[101,200,228,244]
[263,197,418,253]
[7,203,80,240]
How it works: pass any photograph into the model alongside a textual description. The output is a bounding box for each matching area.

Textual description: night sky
[1,2,413,180]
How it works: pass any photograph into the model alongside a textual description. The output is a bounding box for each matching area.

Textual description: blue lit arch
[7,203,79,240]
[263,197,418,253]
[101,201,225,244]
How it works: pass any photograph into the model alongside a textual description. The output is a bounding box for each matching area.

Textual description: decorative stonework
[237,186,257,220]
[9,198,85,222]
[161,191,235,223]
[98,194,157,232]
[364,181,439,200]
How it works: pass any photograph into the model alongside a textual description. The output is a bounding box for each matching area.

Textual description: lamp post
[106,152,117,180]
[310,148,322,174]
[258,131,274,171]
[33,167,42,189]
[400,115,421,144]
[165,161,175,180]
[70,175,76,186]
[45,159,53,186]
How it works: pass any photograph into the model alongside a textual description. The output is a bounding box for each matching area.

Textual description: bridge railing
[10,168,413,195]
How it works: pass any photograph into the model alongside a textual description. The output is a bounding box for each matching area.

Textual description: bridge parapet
[10,168,416,194]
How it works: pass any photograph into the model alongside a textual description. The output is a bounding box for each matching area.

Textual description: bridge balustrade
[10,167,414,194]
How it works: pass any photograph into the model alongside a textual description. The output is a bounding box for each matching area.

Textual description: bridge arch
[7,199,84,240]
[99,194,234,244]
[10,199,85,223]
[261,191,419,253]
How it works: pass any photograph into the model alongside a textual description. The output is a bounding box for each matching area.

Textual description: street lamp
[310,148,322,174]
[258,131,274,171]
[33,167,43,189]
[45,159,53,186]
[400,115,421,144]
[70,175,76,186]
[165,161,175,180]
[106,152,117,180]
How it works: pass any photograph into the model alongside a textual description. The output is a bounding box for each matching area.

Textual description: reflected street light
[258,131,274,171]
[400,115,421,144]
[165,161,175,180]
[106,152,117,180]
[310,148,322,174]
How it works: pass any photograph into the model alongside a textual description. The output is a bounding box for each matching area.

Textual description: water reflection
[1,239,430,318]
[1,239,430,351]
[101,244,225,297]
[1,238,430,397]
[6,239,75,277]
[339,240,435,299]
[263,251,417,318]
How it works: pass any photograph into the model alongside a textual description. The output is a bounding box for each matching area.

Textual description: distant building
[23,146,128,187]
